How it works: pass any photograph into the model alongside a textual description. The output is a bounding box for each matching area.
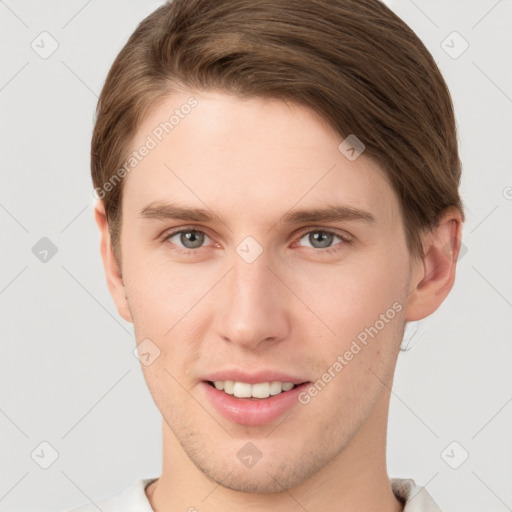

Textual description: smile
[207,380,300,399]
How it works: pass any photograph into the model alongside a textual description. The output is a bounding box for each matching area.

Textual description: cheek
[123,253,211,375]
[122,243,204,334]
[293,257,407,425]
[292,252,408,347]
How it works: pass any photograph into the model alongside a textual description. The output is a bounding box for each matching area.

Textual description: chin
[190,445,328,495]
[206,466,301,494]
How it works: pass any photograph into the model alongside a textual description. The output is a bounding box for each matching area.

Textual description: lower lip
[200,381,310,426]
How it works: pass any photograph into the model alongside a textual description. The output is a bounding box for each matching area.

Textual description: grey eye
[300,231,339,249]
[168,230,208,249]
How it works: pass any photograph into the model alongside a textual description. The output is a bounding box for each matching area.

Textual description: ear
[405,206,463,322]
[94,200,133,323]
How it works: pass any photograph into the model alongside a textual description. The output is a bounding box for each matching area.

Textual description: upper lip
[202,369,310,385]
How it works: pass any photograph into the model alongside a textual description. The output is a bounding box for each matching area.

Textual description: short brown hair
[91,0,465,266]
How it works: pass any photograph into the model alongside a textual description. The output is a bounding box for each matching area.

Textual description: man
[71,0,464,510]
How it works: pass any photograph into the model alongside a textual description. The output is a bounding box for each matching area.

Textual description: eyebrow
[139,201,376,225]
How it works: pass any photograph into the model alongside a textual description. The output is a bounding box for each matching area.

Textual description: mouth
[205,380,308,400]
[201,378,312,425]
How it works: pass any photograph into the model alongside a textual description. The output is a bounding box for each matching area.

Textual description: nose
[213,248,291,350]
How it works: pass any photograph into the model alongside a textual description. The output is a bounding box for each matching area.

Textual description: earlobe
[405,207,463,322]
[94,200,133,324]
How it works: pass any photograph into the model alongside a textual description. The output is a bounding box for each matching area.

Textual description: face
[114,90,415,492]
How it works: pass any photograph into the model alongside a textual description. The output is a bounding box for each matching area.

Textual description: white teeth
[212,380,297,398]
[223,380,234,394]
[252,382,270,398]
[233,382,252,398]
[269,381,283,395]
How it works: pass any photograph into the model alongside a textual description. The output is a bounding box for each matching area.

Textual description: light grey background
[1,1,511,511]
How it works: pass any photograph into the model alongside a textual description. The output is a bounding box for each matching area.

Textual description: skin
[95,90,462,512]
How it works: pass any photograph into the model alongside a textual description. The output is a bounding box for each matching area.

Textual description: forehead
[122,90,397,225]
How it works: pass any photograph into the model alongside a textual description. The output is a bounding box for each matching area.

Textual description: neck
[146,387,403,512]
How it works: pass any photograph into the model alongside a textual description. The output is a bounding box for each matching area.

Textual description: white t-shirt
[62,477,442,511]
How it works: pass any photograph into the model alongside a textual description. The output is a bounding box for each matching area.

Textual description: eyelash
[160,227,352,256]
